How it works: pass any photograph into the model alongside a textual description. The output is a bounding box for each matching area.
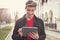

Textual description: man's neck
[25,14,34,21]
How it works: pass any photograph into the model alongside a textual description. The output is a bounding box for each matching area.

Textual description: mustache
[27,13,34,15]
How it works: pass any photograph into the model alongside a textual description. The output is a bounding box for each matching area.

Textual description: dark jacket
[12,15,46,40]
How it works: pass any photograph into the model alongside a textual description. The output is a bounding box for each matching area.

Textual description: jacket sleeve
[12,21,23,40]
[38,20,46,40]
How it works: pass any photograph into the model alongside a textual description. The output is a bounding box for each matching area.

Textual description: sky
[0,0,38,19]
[0,0,28,19]
[0,0,27,10]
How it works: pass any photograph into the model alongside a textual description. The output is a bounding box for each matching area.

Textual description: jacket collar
[22,14,38,27]
[23,14,37,21]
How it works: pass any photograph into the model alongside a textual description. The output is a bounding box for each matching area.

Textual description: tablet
[22,27,38,37]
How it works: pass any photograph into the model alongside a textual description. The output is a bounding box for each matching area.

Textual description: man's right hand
[18,28,23,37]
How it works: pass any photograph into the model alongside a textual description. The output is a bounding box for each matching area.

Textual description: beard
[26,13,34,18]
[28,13,34,16]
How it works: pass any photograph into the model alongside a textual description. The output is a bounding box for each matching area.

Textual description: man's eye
[27,10,30,11]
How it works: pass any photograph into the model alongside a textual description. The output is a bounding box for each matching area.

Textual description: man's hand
[28,32,39,40]
[18,28,23,37]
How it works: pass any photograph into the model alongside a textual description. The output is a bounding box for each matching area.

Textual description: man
[12,0,46,40]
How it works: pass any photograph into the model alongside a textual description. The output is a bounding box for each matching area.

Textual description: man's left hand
[28,32,39,40]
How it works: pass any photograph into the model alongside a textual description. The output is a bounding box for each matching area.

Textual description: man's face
[25,6,36,15]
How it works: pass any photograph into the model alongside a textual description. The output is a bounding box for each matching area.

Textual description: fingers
[28,32,39,39]
[32,32,36,35]
[28,32,36,39]
[18,28,23,37]
[18,28,22,32]
[18,28,22,31]
[32,32,38,37]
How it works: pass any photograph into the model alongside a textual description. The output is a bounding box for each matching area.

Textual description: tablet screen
[22,27,38,37]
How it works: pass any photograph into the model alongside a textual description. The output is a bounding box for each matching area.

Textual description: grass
[0,25,12,40]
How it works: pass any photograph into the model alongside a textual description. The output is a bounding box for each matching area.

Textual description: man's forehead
[26,7,35,9]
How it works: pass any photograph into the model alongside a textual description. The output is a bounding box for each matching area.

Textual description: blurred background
[0,0,60,40]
